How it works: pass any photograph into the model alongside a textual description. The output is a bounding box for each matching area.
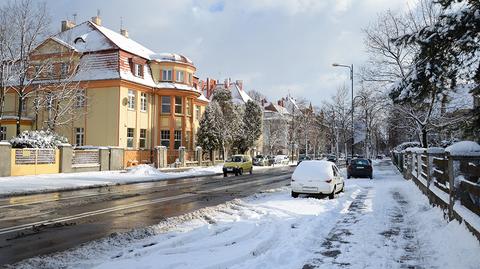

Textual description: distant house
[202,78,253,105]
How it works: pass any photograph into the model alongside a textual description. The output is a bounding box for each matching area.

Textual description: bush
[10,130,68,148]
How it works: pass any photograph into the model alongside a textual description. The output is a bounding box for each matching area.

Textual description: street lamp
[332,63,354,159]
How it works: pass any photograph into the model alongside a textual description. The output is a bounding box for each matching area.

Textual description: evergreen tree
[197,102,223,159]
[233,100,262,153]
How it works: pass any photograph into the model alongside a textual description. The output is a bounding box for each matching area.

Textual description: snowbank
[445,141,480,156]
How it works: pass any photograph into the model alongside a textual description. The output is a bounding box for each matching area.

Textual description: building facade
[1,17,208,163]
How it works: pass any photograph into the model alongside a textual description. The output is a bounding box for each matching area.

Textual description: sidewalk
[0,164,293,198]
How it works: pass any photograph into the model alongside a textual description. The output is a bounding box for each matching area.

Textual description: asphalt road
[0,166,294,266]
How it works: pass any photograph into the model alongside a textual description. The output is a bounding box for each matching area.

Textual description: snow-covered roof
[151,53,193,65]
[197,93,209,103]
[211,82,252,105]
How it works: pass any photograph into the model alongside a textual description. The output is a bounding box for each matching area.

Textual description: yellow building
[0,17,208,163]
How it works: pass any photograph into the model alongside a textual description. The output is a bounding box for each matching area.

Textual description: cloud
[45,0,413,106]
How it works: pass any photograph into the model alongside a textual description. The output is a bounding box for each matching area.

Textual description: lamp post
[332,63,354,159]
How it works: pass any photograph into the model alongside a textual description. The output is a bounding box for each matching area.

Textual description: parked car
[290,160,345,199]
[376,155,383,159]
[253,155,268,166]
[347,158,373,179]
[326,155,337,163]
[297,154,311,165]
[274,155,289,165]
[223,155,253,177]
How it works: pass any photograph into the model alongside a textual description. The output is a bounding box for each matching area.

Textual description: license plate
[356,166,364,169]
[227,168,233,171]
[303,187,318,191]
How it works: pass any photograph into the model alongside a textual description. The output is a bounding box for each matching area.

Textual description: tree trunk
[421,127,428,148]
[16,95,22,136]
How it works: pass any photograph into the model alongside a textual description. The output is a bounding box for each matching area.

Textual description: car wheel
[340,184,345,193]
[234,169,238,176]
[347,174,351,179]
[223,172,228,177]
[239,168,243,175]
[249,168,253,175]
[291,191,299,198]
[328,187,336,199]
[369,174,373,179]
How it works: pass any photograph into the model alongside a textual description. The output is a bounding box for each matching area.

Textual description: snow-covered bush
[10,130,68,148]
[394,141,421,152]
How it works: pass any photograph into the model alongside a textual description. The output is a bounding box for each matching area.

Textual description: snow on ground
[0,165,222,196]
[13,161,480,269]
[0,164,293,197]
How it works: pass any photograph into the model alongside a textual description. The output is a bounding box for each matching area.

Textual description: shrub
[10,130,68,148]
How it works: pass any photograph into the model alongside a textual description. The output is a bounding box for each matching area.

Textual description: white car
[290,160,344,199]
[274,155,289,165]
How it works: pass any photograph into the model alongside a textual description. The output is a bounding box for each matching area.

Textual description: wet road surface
[0,166,294,266]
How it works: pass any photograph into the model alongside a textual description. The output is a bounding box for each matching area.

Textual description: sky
[45,0,416,106]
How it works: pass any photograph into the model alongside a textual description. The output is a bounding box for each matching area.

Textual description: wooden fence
[392,149,480,239]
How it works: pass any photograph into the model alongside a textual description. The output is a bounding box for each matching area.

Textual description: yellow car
[223,155,253,177]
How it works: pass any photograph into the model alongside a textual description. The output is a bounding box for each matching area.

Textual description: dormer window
[176,70,184,83]
[134,64,143,77]
[162,69,172,81]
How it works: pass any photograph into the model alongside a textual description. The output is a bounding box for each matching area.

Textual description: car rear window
[228,156,243,162]
[352,159,369,166]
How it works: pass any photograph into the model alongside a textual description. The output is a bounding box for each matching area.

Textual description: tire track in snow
[302,187,373,269]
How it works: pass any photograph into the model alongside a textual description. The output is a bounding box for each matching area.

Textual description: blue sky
[45,0,416,105]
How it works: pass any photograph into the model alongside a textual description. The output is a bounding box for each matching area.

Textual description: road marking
[0,169,292,209]
[0,174,290,235]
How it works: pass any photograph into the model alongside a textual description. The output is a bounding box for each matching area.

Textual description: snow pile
[126,165,165,176]
[445,141,480,156]
[9,130,68,148]
[394,141,421,152]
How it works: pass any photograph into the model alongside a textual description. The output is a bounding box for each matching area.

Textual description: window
[188,73,193,84]
[75,89,86,108]
[175,70,184,82]
[134,64,143,77]
[162,69,172,81]
[21,98,27,112]
[0,126,6,141]
[174,130,182,149]
[175,96,183,114]
[75,128,84,146]
[186,98,192,116]
[139,129,146,148]
[128,89,136,110]
[61,63,69,77]
[47,64,55,78]
[195,105,201,120]
[127,128,134,148]
[160,130,170,148]
[161,96,171,113]
[140,92,147,112]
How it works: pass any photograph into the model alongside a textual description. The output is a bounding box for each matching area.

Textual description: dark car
[347,158,373,179]
[326,155,337,163]
[297,155,311,165]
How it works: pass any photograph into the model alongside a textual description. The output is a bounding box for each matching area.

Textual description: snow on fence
[72,149,100,167]
[392,148,480,239]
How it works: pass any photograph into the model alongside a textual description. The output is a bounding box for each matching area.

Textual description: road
[0,166,294,266]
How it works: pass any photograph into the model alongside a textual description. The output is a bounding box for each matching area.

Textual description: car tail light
[325,179,332,183]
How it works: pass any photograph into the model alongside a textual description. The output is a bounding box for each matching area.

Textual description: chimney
[91,10,102,26]
[120,29,129,38]
[61,20,75,32]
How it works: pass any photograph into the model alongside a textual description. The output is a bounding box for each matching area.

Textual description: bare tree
[263,115,288,155]
[247,89,265,104]
[4,0,51,136]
